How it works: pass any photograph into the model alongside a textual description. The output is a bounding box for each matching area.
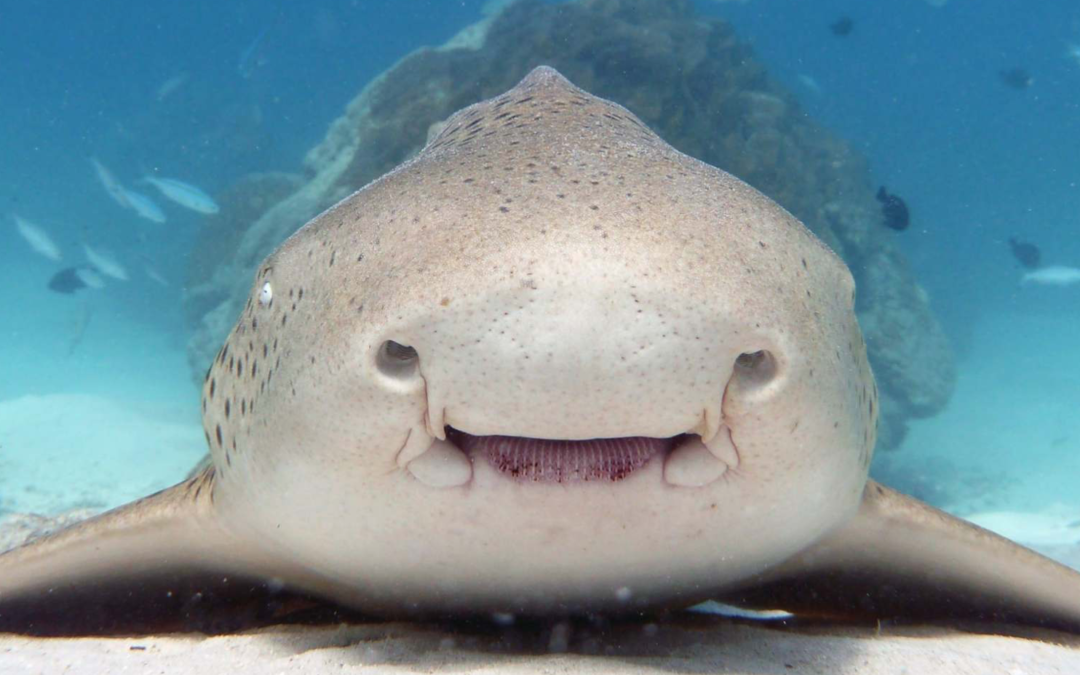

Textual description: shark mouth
[447,428,678,483]
[400,425,740,489]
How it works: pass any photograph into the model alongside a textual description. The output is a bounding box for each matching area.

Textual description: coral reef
[183,0,955,449]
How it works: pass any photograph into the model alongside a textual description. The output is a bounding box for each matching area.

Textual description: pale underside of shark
[1,67,1079,637]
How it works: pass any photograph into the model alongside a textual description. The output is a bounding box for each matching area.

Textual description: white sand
[894,312,1080,515]
[1,621,1078,674]
[0,393,203,515]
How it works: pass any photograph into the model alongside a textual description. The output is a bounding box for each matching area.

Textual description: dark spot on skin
[241,399,247,416]
[209,378,216,398]
[329,250,336,267]
[590,205,599,211]
[215,425,223,447]
[252,361,258,378]
[356,253,364,262]
[251,317,257,330]
[282,314,288,327]
[224,399,230,418]
[298,288,304,301]
[499,206,509,213]
[263,344,268,358]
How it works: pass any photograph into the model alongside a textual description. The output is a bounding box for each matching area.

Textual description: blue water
[0,0,1077,560]
[709,0,1080,333]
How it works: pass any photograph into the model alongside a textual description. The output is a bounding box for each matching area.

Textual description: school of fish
[12,158,220,293]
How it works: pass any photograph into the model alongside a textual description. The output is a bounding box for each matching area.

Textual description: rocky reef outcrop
[183,0,955,449]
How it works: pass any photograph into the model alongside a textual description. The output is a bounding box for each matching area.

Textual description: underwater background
[1,0,1078,567]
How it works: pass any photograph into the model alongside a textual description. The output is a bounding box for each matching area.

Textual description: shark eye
[258,282,273,307]
[377,340,419,378]
[734,349,777,389]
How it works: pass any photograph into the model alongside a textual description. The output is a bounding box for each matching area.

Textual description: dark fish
[47,267,88,294]
[830,17,854,37]
[876,186,910,231]
[999,68,1033,89]
[1008,237,1041,269]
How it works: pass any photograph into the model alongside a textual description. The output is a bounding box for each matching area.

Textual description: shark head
[5,67,1079,638]
[200,67,877,614]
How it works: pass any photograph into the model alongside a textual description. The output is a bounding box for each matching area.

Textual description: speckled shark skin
[1,67,1079,635]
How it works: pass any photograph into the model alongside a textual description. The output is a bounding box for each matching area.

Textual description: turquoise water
[1,0,1078,601]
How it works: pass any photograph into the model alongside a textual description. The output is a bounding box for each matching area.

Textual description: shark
[1,66,1079,636]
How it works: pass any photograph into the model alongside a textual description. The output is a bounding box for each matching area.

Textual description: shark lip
[446,427,683,483]
[401,425,740,488]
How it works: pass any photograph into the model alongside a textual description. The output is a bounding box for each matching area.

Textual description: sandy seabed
[1,620,1079,674]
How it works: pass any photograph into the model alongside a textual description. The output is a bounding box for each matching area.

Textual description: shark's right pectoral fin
[0,468,307,635]
[721,481,1080,634]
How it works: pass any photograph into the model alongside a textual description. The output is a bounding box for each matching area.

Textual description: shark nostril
[376,340,420,379]
[733,349,777,390]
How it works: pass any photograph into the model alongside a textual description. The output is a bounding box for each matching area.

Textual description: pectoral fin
[722,480,1080,633]
[0,468,304,635]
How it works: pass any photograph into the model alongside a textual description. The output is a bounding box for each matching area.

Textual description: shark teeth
[406,438,473,488]
[663,429,739,488]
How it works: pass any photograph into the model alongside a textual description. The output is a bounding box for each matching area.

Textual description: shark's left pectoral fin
[0,469,303,635]
[722,480,1080,632]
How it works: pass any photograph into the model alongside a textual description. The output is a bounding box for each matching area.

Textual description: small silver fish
[90,158,131,210]
[140,176,219,214]
[83,244,129,282]
[143,265,169,287]
[155,73,189,102]
[75,267,106,289]
[12,214,62,262]
[1022,265,1080,287]
[1068,44,1080,69]
[119,188,167,224]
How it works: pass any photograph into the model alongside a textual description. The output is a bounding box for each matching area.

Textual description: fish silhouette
[876,186,910,231]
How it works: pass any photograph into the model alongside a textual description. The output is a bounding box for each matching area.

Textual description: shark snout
[370,282,779,491]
